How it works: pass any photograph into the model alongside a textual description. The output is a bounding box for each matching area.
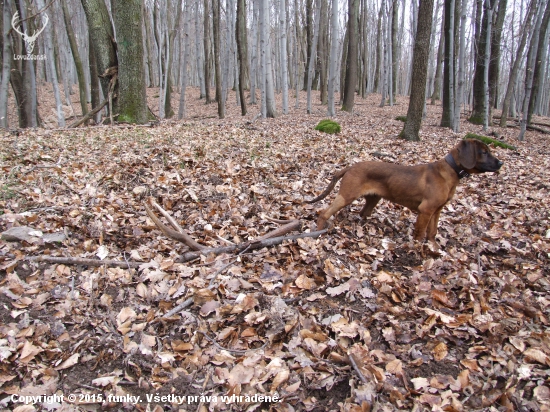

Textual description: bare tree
[0,0,13,129]
[327,0,338,116]
[61,0,88,120]
[112,0,150,123]
[213,0,224,118]
[453,0,467,131]
[342,0,359,112]
[36,0,64,127]
[440,0,455,128]
[236,0,248,115]
[279,0,289,114]
[499,0,537,126]
[527,0,550,123]
[259,0,277,117]
[400,0,435,141]
[204,0,213,103]
[307,0,320,114]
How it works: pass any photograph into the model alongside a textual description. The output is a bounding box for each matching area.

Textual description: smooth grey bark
[279,0,289,114]
[379,0,388,107]
[518,2,543,141]
[0,0,12,129]
[327,0,338,116]
[36,0,65,127]
[527,0,550,122]
[203,0,213,103]
[306,0,320,114]
[61,0,88,119]
[431,11,444,103]
[453,0,467,131]
[500,0,536,126]
[250,0,258,104]
[481,0,494,131]
[213,0,224,118]
[178,0,191,119]
[259,0,276,117]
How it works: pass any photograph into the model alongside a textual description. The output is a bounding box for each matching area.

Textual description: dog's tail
[304,167,350,204]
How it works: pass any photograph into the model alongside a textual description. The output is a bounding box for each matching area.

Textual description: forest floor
[1,86,550,411]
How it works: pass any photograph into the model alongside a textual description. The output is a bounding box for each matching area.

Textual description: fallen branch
[68,98,109,128]
[27,255,141,268]
[176,229,328,262]
[144,201,205,251]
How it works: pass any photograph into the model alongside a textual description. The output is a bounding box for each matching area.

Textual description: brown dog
[306,139,503,241]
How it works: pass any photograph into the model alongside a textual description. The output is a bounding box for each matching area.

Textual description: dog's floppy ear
[457,140,477,169]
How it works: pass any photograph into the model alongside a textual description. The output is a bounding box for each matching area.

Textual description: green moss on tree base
[395,116,407,122]
[315,119,341,134]
[464,133,517,150]
[467,114,484,125]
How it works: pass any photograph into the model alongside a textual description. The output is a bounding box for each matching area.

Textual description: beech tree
[400,0,434,141]
[342,0,359,112]
[236,0,248,115]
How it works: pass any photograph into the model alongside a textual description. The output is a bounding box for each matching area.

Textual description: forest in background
[1,0,549,140]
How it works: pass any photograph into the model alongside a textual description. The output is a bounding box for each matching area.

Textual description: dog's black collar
[445,153,470,179]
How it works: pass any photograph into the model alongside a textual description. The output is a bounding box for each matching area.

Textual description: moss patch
[395,116,407,122]
[464,133,517,150]
[315,119,341,134]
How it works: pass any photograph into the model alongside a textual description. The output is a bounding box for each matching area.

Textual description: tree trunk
[327,0,338,116]
[303,0,313,90]
[374,2,383,92]
[260,0,277,117]
[481,0,494,131]
[88,32,101,124]
[430,13,445,103]
[213,0,224,118]
[11,0,39,127]
[468,0,494,125]
[236,0,248,114]
[178,0,191,119]
[342,0,359,112]
[307,0,320,114]
[391,0,399,99]
[204,0,213,103]
[318,0,329,104]
[61,0,88,119]
[527,0,550,123]
[499,0,536,126]
[279,0,289,113]
[0,0,12,129]
[36,0,65,127]
[453,0,467,131]
[379,0,388,107]
[488,0,507,112]
[440,0,455,128]
[518,3,544,141]
[81,0,117,106]
[400,0,434,141]
[112,0,150,123]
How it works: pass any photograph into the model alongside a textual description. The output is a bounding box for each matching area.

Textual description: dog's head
[455,139,503,173]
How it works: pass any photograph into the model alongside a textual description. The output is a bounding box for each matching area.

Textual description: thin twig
[348,353,368,383]
[196,331,268,354]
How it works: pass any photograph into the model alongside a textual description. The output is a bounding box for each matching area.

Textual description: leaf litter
[0,88,549,411]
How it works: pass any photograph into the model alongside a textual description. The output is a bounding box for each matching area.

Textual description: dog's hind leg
[360,195,382,218]
[317,194,355,229]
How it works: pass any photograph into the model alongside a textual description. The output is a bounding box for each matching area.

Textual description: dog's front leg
[426,208,443,242]
[413,212,434,241]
